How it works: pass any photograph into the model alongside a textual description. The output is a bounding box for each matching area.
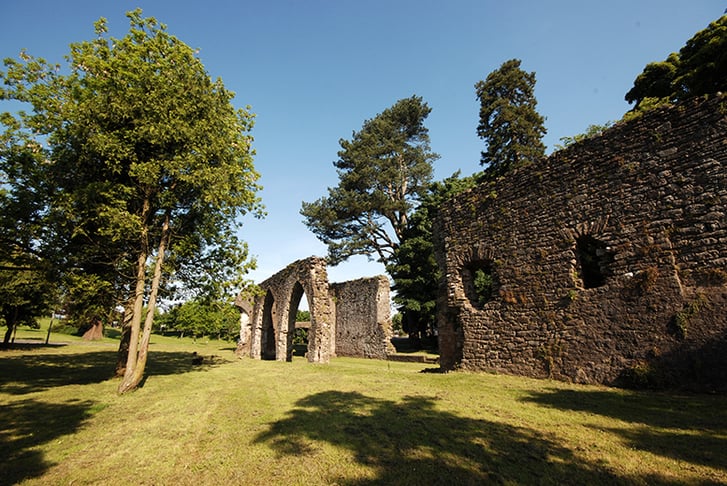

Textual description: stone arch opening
[462,259,498,308]
[241,256,392,364]
[286,281,310,360]
[575,234,614,289]
[261,289,276,360]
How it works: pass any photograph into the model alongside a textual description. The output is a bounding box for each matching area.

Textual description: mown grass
[1,326,726,485]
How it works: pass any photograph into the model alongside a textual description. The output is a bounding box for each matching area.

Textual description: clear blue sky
[2,1,725,286]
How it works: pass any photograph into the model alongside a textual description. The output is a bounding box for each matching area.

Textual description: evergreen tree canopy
[301,95,438,266]
[475,59,546,175]
[387,172,477,341]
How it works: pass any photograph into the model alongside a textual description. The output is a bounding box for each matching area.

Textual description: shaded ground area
[0,347,226,395]
[387,337,439,364]
[523,388,727,474]
[0,346,227,484]
[254,390,667,485]
[0,398,96,485]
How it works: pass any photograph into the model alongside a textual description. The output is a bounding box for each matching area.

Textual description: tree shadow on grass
[0,347,227,395]
[522,388,727,474]
[0,398,96,485]
[254,390,668,485]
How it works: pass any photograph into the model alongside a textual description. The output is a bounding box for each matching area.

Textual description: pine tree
[475,59,547,175]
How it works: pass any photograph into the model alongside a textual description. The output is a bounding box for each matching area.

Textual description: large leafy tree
[0,10,262,392]
[386,172,477,346]
[626,15,727,110]
[301,96,438,266]
[475,59,547,175]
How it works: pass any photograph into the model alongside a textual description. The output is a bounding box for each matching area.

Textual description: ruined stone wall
[237,257,393,363]
[435,96,727,389]
[247,257,335,363]
[330,276,394,359]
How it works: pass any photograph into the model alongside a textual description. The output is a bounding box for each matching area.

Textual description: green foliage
[391,312,403,334]
[554,121,614,151]
[1,10,262,384]
[670,296,706,340]
[301,95,439,266]
[292,328,308,346]
[159,299,240,340]
[387,172,477,337]
[625,54,679,108]
[625,15,727,111]
[475,59,547,174]
[61,272,116,330]
[0,257,54,342]
[296,310,310,322]
[473,268,495,306]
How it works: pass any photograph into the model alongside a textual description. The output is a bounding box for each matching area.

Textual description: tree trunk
[82,318,104,340]
[118,210,170,394]
[115,297,135,376]
[118,198,151,393]
[2,324,12,346]
[3,307,18,345]
[45,316,54,345]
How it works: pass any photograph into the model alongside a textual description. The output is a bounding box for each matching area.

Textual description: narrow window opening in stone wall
[576,235,614,289]
[462,260,498,308]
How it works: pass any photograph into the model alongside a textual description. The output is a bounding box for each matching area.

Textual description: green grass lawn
[1,324,726,485]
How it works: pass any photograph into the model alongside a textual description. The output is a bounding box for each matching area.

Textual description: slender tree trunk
[115,296,135,376]
[118,210,170,394]
[45,315,53,345]
[132,213,170,383]
[118,198,151,393]
[3,307,18,345]
[3,324,12,346]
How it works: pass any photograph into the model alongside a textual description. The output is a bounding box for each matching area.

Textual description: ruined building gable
[435,95,727,389]
[237,256,393,363]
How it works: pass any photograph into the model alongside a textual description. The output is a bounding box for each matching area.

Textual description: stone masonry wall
[237,257,393,363]
[435,96,727,389]
[330,276,395,359]
[247,257,334,363]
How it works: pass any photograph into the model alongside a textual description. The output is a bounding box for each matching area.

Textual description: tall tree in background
[0,10,262,393]
[387,172,477,347]
[475,59,546,175]
[301,96,438,266]
[625,15,727,111]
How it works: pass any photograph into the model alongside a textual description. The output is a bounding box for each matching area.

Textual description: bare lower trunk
[118,198,151,393]
[3,308,18,346]
[118,210,170,394]
[2,324,12,346]
[45,316,54,345]
[82,319,104,340]
[117,247,148,393]
[115,297,135,377]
